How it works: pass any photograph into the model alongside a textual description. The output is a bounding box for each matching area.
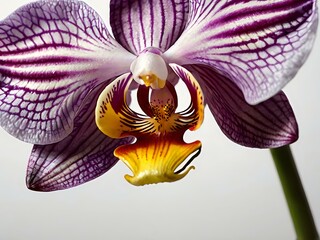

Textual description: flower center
[95,62,204,186]
[149,83,177,123]
[130,48,168,89]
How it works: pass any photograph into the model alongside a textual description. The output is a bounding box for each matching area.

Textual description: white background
[0,1,319,239]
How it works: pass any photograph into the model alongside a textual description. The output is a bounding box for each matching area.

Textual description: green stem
[270,145,319,240]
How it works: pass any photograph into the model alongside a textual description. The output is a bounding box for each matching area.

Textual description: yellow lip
[114,135,201,186]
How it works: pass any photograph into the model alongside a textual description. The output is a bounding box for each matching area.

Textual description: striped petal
[110,0,189,54]
[187,64,298,148]
[165,0,318,104]
[26,83,132,191]
[0,0,135,144]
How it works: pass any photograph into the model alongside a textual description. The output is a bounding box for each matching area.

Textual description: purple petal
[0,0,135,144]
[26,83,132,192]
[187,64,298,148]
[110,0,189,54]
[166,0,318,104]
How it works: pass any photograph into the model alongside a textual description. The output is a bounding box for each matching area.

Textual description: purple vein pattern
[188,64,298,147]
[26,83,133,191]
[110,0,189,54]
[0,0,317,191]
[166,0,318,104]
[0,0,134,144]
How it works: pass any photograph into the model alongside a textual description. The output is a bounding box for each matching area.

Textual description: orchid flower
[0,0,317,191]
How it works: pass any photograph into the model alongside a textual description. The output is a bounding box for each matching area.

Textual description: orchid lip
[115,137,202,186]
[95,64,205,186]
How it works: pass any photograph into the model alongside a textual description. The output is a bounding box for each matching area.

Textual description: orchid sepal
[188,64,299,148]
[110,0,189,54]
[26,83,133,192]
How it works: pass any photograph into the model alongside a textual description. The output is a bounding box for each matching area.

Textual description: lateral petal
[110,0,189,54]
[26,83,132,192]
[187,64,298,148]
[0,0,135,144]
[166,0,318,104]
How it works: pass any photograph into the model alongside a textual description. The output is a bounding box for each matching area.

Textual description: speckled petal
[187,64,298,148]
[26,83,132,191]
[110,0,189,54]
[0,0,134,144]
[166,0,318,104]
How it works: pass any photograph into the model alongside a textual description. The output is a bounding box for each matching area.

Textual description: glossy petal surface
[110,0,189,54]
[166,0,318,104]
[0,0,134,144]
[187,64,298,148]
[26,83,132,191]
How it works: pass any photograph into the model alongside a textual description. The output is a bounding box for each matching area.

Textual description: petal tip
[26,179,49,192]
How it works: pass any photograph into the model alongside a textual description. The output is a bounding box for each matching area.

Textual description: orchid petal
[166,0,318,104]
[110,0,189,54]
[26,83,132,191]
[0,0,135,144]
[187,65,298,148]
